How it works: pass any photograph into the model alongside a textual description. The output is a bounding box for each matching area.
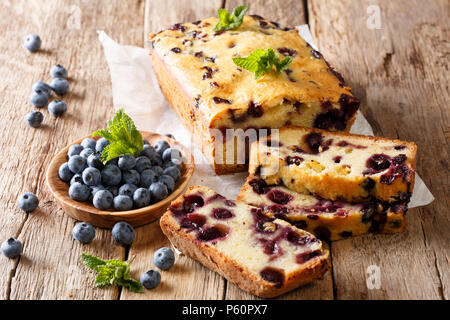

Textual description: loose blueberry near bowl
[29,91,49,108]
[1,238,23,259]
[24,34,41,52]
[48,100,67,117]
[50,77,69,96]
[50,64,68,79]
[72,222,95,244]
[18,192,39,213]
[153,247,175,270]
[112,221,135,246]
[140,270,161,289]
[25,110,44,128]
[32,81,51,97]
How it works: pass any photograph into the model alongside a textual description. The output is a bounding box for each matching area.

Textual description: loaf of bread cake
[237,175,407,241]
[249,126,417,203]
[150,15,359,174]
[160,185,329,298]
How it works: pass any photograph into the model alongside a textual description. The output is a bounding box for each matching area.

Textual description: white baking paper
[97,27,434,208]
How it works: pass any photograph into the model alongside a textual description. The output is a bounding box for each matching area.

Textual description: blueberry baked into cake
[160,186,329,298]
[150,14,359,174]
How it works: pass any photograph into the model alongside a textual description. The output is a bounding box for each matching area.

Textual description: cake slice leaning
[237,175,407,241]
[160,185,329,298]
[249,126,417,203]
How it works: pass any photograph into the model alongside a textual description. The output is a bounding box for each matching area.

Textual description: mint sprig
[92,108,143,164]
[233,48,293,79]
[81,253,142,293]
[214,5,248,31]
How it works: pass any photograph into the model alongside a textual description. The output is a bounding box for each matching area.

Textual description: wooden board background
[0,0,447,300]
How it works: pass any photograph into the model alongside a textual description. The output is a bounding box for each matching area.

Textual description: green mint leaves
[233,48,293,79]
[81,253,143,293]
[92,108,143,164]
[214,5,248,31]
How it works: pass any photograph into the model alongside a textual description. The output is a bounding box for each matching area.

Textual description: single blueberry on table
[151,166,163,177]
[118,154,136,171]
[93,190,113,210]
[133,188,151,208]
[162,148,182,163]
[163,166,181,182]
[87,153,104,170]
[25,110,43,128]
[135,156,152,173]
[72,222,95,244]
[118,184,138,198]
[112,221,135,246]
[79,148,94,159]
[32,81,51,97]
[101,164,122,186]
[68,155,86,174]
[68,144,84,157]
[50,64,67,79]
[50,77,69,95]
[48,100,67,117]
[17,192,39,212]
[149,182,168,202]
[122,169,140,186]
[24,34,41,52]
[159,174,175,193]
[113,195,133,211]
[82,167,101,186]
[29,91,48,108]
[153,140,170,157]
[58,162,74,182]
[140,169,157,188]
[153,247,175,270]
[69,182,90,202]
[70,173,83,185]
[95,137,109,153]
[140,144,157,159]
[1,238,23,259]
[81,137,96,150]
[140,270,161,289]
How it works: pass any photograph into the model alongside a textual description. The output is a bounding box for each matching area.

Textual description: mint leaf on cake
[233,48,293,79]
[214,5,248,31]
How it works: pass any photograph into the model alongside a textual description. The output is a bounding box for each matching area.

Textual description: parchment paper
[97,27,434,208]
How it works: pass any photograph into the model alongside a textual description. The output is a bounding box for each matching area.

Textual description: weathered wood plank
[121,0,225,300]
[0,0,145,299]
[308,0,449,299]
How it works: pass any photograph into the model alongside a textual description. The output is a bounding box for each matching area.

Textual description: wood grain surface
[0,0,447,300]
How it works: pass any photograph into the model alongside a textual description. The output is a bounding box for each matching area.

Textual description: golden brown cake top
[150,15,356,124]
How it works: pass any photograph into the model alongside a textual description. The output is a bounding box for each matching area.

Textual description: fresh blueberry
[68,155,86,174]
[50,64,67,79]
[151,166,163,176]
[87,153,104,170]
[101,164,122,186]
[81,137,96,150]
[48,100,67,117]
[113,195,133,211]
[152,154,163,167]
[140,169,157,188]
[50,77,69,95]
[25,110,43,128]
[164,133,175,140]
[149,182,168,202]
[79,148,94,159]
[95,137,109,153]
[1,238,23,259]
[163,166,180,182]
[58,162,74,182]
[135,156,152,173]
[140,144,157,159]
[122,169,140,185]
[112,221,135,245]
[69,182,90,202]
[32,81,51,97]
[163,160,182,171]
[68,144,84,157]
[24,34,41,52]
[70,173,83,185]
[17,192,39,212]
[106,185,119,197]
[93,190,113,210]
[118,154,136,171]
[29,91,48,108]
[153,247,175,270]
[72,222,95,244]
[162,148,182,163]
[159,175,175,193]
[140,270,161,289]
[82,167,101,186]
[90,185,106,196]
[153,140,170,157]
[118,184,138,198]
[133,188,151,208]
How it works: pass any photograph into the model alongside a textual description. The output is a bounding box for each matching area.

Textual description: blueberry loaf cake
[249,126,417,203]
[150,15,359,174]
[160,186,329,298]
[237,175,407,241]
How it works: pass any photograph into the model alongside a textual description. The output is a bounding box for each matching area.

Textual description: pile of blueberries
[58,135,182,211]
[23,34,70,129]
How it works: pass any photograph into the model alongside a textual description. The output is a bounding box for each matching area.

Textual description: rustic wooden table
[0,0,448,300]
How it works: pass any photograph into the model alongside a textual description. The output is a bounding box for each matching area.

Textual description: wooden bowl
[46,131,194,228]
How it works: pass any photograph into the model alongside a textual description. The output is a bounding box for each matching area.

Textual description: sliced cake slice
[237,175,407,241]
[160,185,329,298]
[249,126,417,203]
